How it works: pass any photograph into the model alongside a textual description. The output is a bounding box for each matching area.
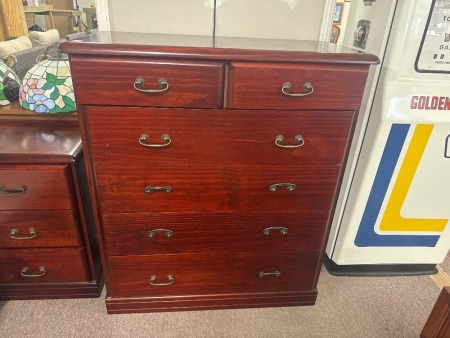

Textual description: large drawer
[108,251,320,297]
[0,248,91,284]
[0,210,82,248]
[0,165,75,210]
[86,107,353,166]
[102,211,329,255]
[227,62,368,110]
[70,57,224,108]
[95,164,340,213]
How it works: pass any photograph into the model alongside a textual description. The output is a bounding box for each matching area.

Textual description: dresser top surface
[60,32,379,65]
[0,120,82,163]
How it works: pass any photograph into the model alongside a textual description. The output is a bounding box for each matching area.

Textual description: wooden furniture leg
[421,287,450,337]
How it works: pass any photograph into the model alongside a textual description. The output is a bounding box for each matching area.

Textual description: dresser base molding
[0,272,103,300]
[105,290,317,314]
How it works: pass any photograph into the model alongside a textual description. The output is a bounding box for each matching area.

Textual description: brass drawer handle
[146,229,174,238]
[149,274,174,286]
[139,133,171,148]
[268,183,296,192]
[144,186,173,194]
[263,227,289,235]
[281,82,313,97]
[259,271,281,278]
[274,135,304,149]
[10,228,37,240]
[21,266,46,278]
[0,185,27,196]
[134,77,169,93]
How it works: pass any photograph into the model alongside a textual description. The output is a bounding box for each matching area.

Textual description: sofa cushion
[29,29,60,47]
[0,36,32,58]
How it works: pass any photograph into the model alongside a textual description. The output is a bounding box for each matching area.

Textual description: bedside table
[0,104,102,300]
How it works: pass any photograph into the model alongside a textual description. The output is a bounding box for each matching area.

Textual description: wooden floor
[430,264,450,289]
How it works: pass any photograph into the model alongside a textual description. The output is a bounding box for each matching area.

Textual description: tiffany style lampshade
[19,49,76,113]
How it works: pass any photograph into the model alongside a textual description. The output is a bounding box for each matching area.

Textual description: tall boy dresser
[0,107,102,299]
[61,32,378,313]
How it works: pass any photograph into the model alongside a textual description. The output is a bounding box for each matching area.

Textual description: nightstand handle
[144,186,173,194]
[0,185,26,196]
[146,229,174,238]
[274,135,304,148]
[21,266,46,278]
[259,271,282,278]
[10,228,37,240]
[139,133,171,148]
[134,77,169,93]
[149,274,174,286]
[263,227,289,235]
[268,183,296,192]
[281,81,313,97]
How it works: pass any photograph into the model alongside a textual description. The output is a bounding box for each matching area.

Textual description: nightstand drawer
[108,251,320,297]
[227,62,368,110]
[70,57,224,108]
[0,165,74,210]
[87,107,353,166]
[96,164,340,213]
[0,248,91,284]
[102,211,329,255]
[0,210,82,248]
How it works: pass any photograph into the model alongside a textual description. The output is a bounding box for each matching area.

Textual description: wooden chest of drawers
[61,32,378,313]
[0,118,102,300]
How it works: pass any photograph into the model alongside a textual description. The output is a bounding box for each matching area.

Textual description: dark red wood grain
[0,248,90,284]
[0,120,81,164]
[63,32,376,313]
[0,117,103,300]
[60,32,379,65]
[102,211,329,255]
[108,251,320,297]
[0,166,75,210]
[0,210,82,248]
[87,107,354,166]
[227,62,368,110]
[70,57,224,108]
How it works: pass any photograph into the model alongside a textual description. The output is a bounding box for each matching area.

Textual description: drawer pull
[21,266,46,278]
[0,185,26,196]
[149,274,174,286]
[259,271,281,278]
[274,135,304,148]
[146,229,174,238]
[139,133,172,148]
[268,183,296,192]
[144,186,173,194]
[263,227,289,235]
[134,77,169,93]
[10,228,37,240]
[281,81,313,97]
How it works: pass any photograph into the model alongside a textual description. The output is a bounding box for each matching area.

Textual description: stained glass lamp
[19,48,76,113]
[0,60,21,105]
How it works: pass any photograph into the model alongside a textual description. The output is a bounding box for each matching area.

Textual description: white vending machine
[325,0,450,275]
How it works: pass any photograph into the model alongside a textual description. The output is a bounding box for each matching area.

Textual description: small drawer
[0,165,75,210]
[96,164,340,213]
[0,210,82,248]
[70,57,224,108]
[227,62,369,110]
[87,107,353,166]
[102,211,329,255]
[0,248,91,284]
[108,251,320,297]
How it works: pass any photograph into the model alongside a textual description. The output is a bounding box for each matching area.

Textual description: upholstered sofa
[0,29,61,80]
